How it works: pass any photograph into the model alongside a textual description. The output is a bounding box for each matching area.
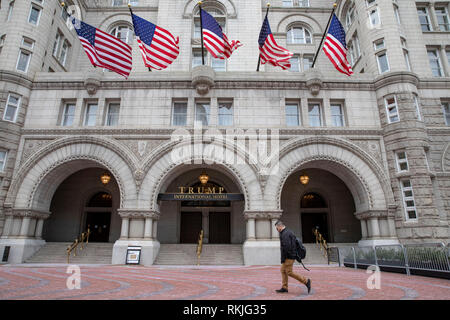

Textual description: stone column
[271,219,278,240]
[1,216,13,237]
[35,219,45,239]
[246,218,255,240]
[120,217,129,239]
[152,220,158,240]
[20,217,31,237]
[439,46,450,77]
[144,217,153,239]
[388,218,397,237]
[202,211,209,243]
[368,218,380,238]
[379,218,390,237]
[360,219,368,239]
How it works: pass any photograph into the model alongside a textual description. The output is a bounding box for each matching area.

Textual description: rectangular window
[394,5,401,24]
[16,50,31,72]
[396,151,409,172]
[3,94,20,122]
[400,180,417,220]
[303,55,313,71]
[369,8,380,26]
[218,102,233,126]
[59,40,69,66]
[211,57,225,72]
[436,7,450,31]
[377,52,390,73]
[0,151,7,172]
[289,56,300,72]
[417,7,432,31]
[105,103,120,126]
[0,35,5,54]
[348,34,361,67]
[285,104,300,126]
[172,102,187,126]
[414,96,422,121]
[7,2,14,22]
[403,49,411,72]
[443,102,450,126]
[61,103,75,126]
[427,49,443,77]
[308,104,322,127]
[330,103,345,127]
[22,37,34,50]
[53,33,61,57]
[84,104,98,126]
[366,0,376,7]
[28,6,41,25]
[195,102,210,126]
[373,39,385,51]
[298,0,309,7]
[385,96,400,123]
[192,50,203,68]
[283,0,293,7]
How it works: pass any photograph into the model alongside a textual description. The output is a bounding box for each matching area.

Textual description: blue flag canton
[328,14,347,49]
[201,8,223,39]
[258,16,272,47]
[72,17,96,47]
[131,13,156,46]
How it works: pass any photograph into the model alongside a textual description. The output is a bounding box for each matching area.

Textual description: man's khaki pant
[281,259,308,290]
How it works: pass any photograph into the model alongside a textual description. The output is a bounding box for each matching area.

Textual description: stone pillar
[246,218,255,240]
[271,219,278,240]
[144,217,153,239]
[202,211,209,243]
[368,218,380,238]
[379,218,390,237]
[1,216,13,237]
[152,220,158,240]
[440,46,450,77]
[388,218,397,237]
[35,219,45,239]
[120,217,129,239]
[360,219,368,239]
[20,217,31,237]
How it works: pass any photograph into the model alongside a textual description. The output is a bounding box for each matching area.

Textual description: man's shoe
[275,288,288,293]
[305,279,311,294]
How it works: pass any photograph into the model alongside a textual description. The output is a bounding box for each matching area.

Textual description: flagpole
[128,3,151,72]
[257,3,271,72]
[311,3,337,68]
[198,1,206,65]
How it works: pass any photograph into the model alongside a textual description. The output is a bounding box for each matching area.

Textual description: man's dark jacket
[279,228,297,263]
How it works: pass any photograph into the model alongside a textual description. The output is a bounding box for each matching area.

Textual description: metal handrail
[66,228,91,264]
[313,228,328,258]
[196,230,204,266]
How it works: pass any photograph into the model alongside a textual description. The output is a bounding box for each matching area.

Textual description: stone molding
[244,210,283,220]
[305,68,323,96]
[373,71,420,91]
[118,209,161,220]
[5,208,51,220]
[354,210,390,220]
[191,65,215,95]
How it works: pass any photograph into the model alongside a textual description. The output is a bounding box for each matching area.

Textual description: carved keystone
[305,68,323,96]
[191,65,215,95]
[83,70,103,95]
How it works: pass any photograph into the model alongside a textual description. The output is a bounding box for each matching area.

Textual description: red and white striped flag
[71,17,133,78]
[258,16,293,70]
[322,14,353,76]
[131,13,179,70]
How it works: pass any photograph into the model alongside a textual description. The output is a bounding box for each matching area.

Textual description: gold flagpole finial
[333,3,337,8]
[128,3,131,8]
[61,2,65,7]
[267,3,271,7]
[198,1,203,5]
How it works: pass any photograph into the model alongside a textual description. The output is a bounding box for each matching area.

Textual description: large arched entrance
[157,166,246,245]
[42,167,121,243]
[281,167,360,243]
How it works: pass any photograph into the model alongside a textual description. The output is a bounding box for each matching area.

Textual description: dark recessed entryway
[85,212,111,242]
[209,212,231,244]
[301,212,329,243]
[180,212,202,243]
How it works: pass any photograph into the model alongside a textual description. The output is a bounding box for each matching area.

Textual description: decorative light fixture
[199,172,209,185]
[100,172,111,185]
[299,174,310,185]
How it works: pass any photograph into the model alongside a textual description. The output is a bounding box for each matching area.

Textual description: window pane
[218,103,233,126]
[196,103,210,126]
[418,8,431,31]
[0,151,6,171]
[370,9,380,25]
[106,104,120,126]
[331,104,344,127]
[377,53,389,73]
[212,57,225,72]
[172,103,187,126]
[17,51,30,72]
[285,104,299,126]
[85,104,98,126]
[62,104,75,126]
[436,7,450,31]
[289,56,300,72]
[443,103,450,126]
[192,51,202,68]
[29,7,40,25]
[308,104,321,127]
[303,56,313,71]
[428,50,442,77]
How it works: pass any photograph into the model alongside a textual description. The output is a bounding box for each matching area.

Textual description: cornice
[0,70,33,89]
[243,210,283,220]
[117,209,161,219]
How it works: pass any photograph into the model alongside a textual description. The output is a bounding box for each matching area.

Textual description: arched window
[287,26,312,44]
[301,192,327,208]
[193,4,226,38]
[110,25,133,44]
[87,192,112,207]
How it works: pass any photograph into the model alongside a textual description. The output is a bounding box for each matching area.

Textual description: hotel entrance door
[180,212,202,243]
[209,212,230,244]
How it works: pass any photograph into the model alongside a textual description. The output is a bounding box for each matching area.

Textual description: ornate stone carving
[354,210,389,220]
[83,70,102,95]
[21,139,55,165]
[349,139,384,166]
[191,65,215,95]
[244,210,283,220]
[118,209,161,220]
[118,139,167,161]
[305,68,323,96]
[8,208,51,220]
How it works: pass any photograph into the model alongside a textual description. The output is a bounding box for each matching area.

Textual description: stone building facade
[0,0,448,265]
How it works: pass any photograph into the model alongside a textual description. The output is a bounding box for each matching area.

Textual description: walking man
[275,220,311,294]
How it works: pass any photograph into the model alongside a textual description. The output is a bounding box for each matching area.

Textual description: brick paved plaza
[0,265,449,300]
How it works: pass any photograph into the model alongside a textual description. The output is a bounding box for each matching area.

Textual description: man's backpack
[295,237,310,271]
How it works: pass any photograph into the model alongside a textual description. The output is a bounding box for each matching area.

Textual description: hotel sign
[158,186,244,201]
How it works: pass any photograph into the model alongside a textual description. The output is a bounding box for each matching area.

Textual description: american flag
[131,13,179,70]
[322,14,353,76]
[200,8,242,59]
[71,17,132,78]
[258,16,293,70]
